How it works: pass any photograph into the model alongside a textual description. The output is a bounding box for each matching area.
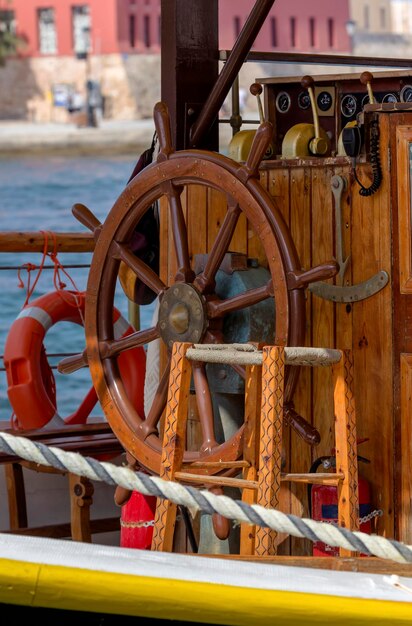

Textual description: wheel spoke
[138,359,171,439]
[113,241,165,295]
[194,199,241,294]
[192,361,219,452]
[164,181,195,282]
[207,280,273,319]
[101,326,159,360]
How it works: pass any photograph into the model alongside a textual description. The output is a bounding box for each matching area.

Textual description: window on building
[380,7,386,30]
[234,16,241,39]
[309,17,316,47]
[364,5,370,30]
[270,17,277,47]
[143,15,151,48]
[72,6,90,57]
[327,18,334,47]
[0,10,16,35]
[37,8,57,54]
[290,17,296,48]
[129,14,136,48]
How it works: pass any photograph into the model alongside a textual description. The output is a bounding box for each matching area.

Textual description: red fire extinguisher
[120,490,157,549]
[309,444,374,557]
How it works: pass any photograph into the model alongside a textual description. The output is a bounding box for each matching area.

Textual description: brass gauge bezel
[341,94,358,118]
[400,84,412,103]
[382,92,398,103]
[275,91,291,114]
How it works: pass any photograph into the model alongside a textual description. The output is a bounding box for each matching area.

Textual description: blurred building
[348,0,412,58]
[0,0,352,121]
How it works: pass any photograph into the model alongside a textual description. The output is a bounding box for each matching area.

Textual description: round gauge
[361,93,379,108]
[275,91,291,113]
[317,91,333,112]
[382,92,397,103]
[401,85,412,102]
[297,90,311,110]
[341,94,358,118]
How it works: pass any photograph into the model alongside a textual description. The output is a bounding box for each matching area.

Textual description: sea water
[0,154,155,423]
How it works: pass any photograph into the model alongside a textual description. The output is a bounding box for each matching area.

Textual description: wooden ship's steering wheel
[60,102,337,476]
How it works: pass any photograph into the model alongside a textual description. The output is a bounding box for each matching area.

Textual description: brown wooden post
[151,342,192,551]
[160,0,219,150]
[332,349,360,557]
[254,345,285,555]
[5,463,28,530]
[69,473,94,542]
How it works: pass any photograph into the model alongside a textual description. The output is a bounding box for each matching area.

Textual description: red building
[0,0,351,58]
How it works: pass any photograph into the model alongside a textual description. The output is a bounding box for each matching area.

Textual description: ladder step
[174,472,257,490]
[182,460,250,471]
[173,471,344,489]
[281,472,344,485]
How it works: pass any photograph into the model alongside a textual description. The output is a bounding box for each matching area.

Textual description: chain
[359,508,383,525]
[120,519,155,529]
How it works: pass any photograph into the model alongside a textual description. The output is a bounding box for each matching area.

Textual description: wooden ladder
[151,342,360,557]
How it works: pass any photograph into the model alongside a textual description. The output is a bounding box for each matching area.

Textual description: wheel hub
[158,283,207,348]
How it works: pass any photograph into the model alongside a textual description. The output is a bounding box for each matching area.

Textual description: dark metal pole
[189,0,277,147]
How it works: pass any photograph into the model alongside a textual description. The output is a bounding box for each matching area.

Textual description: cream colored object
[228,129,274,162]
[228,129,256,162]
[281,123,330,158]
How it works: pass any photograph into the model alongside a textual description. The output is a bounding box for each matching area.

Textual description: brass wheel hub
[158,283,207,348]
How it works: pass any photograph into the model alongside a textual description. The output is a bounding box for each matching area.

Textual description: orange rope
[16,231,86,324]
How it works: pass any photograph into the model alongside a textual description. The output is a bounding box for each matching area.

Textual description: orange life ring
[4,290,146,430]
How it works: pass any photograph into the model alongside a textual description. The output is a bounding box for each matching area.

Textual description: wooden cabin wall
[157,110,412,550]
[258,147,394,544]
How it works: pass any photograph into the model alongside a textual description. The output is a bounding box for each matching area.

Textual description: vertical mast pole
[160,0,219,150]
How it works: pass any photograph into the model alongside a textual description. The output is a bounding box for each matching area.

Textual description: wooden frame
[397,126,412,293]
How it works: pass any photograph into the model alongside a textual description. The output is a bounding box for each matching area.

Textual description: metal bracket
[308,174,389,302]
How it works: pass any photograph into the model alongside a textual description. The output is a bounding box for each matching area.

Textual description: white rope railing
[1,431,411,563]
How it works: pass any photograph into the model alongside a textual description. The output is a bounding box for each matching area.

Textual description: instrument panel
[256,70,412,157]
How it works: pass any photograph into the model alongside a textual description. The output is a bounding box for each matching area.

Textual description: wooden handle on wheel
[153,101,174,161]
[72,203,102,240]
[58,349,88,374]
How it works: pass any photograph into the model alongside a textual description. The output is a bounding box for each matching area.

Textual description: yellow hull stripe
[0,557,411,625]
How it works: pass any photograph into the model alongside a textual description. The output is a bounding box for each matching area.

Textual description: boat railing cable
[0,430,411,564]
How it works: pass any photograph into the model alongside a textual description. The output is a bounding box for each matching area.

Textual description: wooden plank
[351,113,393,540]
[289,166,312,556]
[267,168,290,225]
[334,164,353,350]
[396,126,412,292]
[311,165,335,456]
[207,187,228,252]
[188,184,208,263]
[0,232,94,253]
[400,354,412,542]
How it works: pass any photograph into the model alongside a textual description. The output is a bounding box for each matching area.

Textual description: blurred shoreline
[0,115,238,157]
[0,118,157,156]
